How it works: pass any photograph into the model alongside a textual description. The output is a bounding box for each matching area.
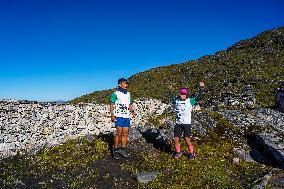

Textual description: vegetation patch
[121,139,271,189]
[0,136,108,188]
[119,111,273,188]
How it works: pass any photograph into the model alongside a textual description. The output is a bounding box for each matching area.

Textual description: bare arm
[190,80,205,105]
[129,104,136,117]
[110,103,115,122]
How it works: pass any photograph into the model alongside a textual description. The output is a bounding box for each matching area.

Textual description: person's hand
[111,115,116,122]
[199,80,205,88]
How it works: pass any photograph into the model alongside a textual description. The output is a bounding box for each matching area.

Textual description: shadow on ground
[98,128,174,157]
[247,134,284,169]
[98,132,115,156]
[139,128,174,154]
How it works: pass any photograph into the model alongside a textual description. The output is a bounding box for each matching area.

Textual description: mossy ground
[0,136,109,188]
[122,140,270,189]
[120,110,276,189]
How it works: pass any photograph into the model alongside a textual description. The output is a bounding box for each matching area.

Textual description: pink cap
[179,88,188,95]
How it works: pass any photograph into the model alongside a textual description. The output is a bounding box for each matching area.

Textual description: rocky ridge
[0,99,169,159]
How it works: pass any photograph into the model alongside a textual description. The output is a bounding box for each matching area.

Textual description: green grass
[121,136,270,189]
[0,136,108,188]
[119,110,276,189]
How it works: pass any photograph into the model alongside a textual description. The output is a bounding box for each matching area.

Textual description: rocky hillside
[1,97,284,188]
[0,99,169,159]
[72,26,284,107]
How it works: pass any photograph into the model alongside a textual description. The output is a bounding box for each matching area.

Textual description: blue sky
[0,0,283,101]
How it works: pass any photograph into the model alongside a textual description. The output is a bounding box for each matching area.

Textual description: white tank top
[174,98,193,124]
[114,91,131,118]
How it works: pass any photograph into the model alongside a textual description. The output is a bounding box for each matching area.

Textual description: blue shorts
[115,117,131,127]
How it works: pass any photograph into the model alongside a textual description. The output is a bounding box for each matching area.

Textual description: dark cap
[118,78,128,84]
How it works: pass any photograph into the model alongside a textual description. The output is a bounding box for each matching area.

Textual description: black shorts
[174,124,192,138]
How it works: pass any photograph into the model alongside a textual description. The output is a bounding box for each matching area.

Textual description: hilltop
[72,26,284,107]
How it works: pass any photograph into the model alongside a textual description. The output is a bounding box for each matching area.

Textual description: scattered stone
[135,172,160,184]
[42,127,52,135]
[38,181,47,185]
[218,85,256,108]
[254,170,284,189]
[271,176,284,187]
[232,157,240,165]
[240,85,257,108]
[13,180,26,186]
[233,147,255,162]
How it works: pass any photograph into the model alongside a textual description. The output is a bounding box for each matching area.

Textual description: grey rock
[135,172,160,184]
[128,127,143,140]
[13,180,26,186]
[233,148,245,157]
[219,108,284,167]
[38,181,47,185]
[271,177,284,186]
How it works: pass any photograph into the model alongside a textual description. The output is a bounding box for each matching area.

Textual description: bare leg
[114,127,122,148]
[174,137,181,152]
[185,137,194,153]
[121,127,129,147]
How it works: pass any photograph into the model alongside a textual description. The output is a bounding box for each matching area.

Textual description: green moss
[0,136,108,188]
[121,139,270,189]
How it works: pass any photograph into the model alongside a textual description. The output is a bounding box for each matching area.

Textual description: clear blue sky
[0,0,283,101]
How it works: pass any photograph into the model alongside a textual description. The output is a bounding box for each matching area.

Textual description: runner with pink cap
[172,80,205,160]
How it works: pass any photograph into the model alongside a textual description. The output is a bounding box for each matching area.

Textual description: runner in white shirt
[110,78,136,160]
[172,80,205,160]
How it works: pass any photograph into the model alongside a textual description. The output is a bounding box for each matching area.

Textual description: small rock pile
[219,85,257,108]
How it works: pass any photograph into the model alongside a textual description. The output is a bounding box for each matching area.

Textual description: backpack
[276,90,284,113]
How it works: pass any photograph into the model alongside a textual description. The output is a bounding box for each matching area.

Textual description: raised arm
[190,80,205,105]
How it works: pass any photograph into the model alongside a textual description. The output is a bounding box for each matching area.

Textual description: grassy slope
[72,26,284,107]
